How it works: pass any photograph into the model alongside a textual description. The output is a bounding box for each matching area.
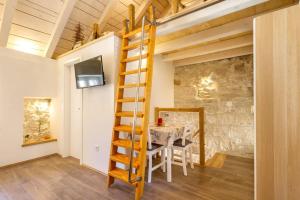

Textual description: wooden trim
[22,138,58,147]
[0,153,60,169]
[154,107,205,167]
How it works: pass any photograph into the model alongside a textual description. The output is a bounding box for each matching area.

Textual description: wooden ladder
[107,4,156,200]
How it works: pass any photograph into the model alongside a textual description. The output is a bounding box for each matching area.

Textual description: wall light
[193,73,218,100]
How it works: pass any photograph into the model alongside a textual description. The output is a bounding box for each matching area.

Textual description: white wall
[0,47,59,167]
[57,34,174,174]
[57,33,120,174]
[150,55,174,123]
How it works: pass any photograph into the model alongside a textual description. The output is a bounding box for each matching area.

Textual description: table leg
[167,146,172,182]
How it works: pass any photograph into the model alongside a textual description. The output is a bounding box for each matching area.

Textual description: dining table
[149,124,185,182]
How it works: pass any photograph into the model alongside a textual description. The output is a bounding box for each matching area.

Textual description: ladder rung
[117,98,145,103]
[110,153,139,168]
[123,25,151,39]
[109,168,137,185]
[120,68,147,76]
[116,111,144,118]
[122,54,148,63]
[119,83,146,89]
[123,39,150,51]
[114,125,143,134]
[112,139,140,151]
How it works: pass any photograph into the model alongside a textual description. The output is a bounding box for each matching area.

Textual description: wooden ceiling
[3,0,63,56]
[0,0,298,59]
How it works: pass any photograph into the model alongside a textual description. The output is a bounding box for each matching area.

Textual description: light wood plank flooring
[0,154,254,200]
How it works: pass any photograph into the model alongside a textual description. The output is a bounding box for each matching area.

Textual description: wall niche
[23,97,56,147]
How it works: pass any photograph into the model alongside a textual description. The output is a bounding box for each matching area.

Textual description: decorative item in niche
[193,73,218,100]
[23,98,55,146]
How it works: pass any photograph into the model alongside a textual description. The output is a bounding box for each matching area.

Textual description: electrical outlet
[95,145,100,152]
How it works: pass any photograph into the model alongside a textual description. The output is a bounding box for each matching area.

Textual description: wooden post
[129,4,135,31]
[171,0,179,14]
[92,23,99,40]
[199,108,205,167]
[149,4,155,22]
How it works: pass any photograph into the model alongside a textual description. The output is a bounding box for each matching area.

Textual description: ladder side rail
[135,5,157,199]
[128,16,147,183]
[108,20,129,187]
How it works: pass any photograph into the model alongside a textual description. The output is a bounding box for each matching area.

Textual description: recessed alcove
[22,97,57,147]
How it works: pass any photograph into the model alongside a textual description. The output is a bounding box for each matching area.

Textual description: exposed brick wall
[174,55,254,159]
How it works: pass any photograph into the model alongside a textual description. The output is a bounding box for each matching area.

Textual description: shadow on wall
[174,55,254,159]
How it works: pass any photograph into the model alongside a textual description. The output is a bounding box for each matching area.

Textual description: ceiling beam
[173,45,253,67]
[44,0,76,58]
[162,32,253,61]
[0,0,17,47]
[97,0,118,34]
[155,17,252,54]
[135,0,153,25]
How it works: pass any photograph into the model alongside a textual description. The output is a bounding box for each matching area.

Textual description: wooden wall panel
[255,4,300,200]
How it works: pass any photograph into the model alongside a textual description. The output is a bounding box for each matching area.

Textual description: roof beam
[162,32,253,61]
[135,0,153,25]
[44,0,76,58]
[97,0,118,34]
[173,45,253,67]
[0,0,17,47]
[155,17,252,54]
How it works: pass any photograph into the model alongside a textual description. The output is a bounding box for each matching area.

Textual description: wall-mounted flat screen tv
[74,56,105,89]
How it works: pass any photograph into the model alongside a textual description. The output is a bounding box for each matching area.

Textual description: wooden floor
[0,154,254,200]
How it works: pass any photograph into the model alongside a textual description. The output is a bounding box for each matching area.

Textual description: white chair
[146,128,166,183]
[172,125,195,176]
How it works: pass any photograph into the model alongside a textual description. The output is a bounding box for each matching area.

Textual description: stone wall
[174,55,254,159]
[23,98,51,143]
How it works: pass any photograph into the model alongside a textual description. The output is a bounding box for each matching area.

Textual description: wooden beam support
[44,0,76,58]
[0,0,17,47]
[128,4,135,31]
[155,17,252,54]
[173,45,253,67]
[135,0,153,25]
[162,32,253,61]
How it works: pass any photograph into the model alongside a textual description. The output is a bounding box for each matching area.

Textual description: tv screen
[74,56,105,89]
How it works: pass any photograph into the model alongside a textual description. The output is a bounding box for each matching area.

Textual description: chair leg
[148,154,153,183]
[161,148,166,172]
[189,147,194,169]
[172,149,174,162]
[182,149,187,176]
